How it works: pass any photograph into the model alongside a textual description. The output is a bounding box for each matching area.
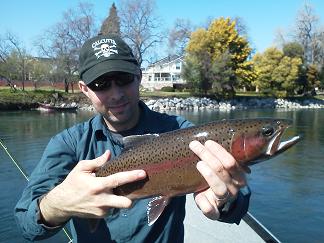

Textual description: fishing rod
[0,138,73,243]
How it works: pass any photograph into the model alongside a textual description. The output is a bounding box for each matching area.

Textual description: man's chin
[103,113,132,127]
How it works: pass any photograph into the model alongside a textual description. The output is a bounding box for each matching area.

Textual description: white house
[141,55,186,90]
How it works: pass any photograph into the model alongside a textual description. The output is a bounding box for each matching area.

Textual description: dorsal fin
[123,134,159,149]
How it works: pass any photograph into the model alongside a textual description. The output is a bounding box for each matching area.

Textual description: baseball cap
[79,34,140,85]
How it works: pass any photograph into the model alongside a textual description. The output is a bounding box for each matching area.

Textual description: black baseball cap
[79,34,140,85]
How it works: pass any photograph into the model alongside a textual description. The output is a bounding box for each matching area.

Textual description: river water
[0,108,323,243]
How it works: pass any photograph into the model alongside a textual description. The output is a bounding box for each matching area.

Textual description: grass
[140,91,191,99]
[0,88,85,106]
[0,86,323,107]
[315,94,324,100]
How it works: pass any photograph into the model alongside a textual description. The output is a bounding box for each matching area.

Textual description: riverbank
[142,97,324,111]
[1,89,324,111]
[79,96,324,111]
[0,90,90,110]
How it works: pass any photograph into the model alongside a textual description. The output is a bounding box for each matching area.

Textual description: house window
[175,62,181,70]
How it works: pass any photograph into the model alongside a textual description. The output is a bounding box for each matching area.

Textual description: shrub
[160,86,175,92]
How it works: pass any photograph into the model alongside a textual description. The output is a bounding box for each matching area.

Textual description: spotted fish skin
[96,118,299,200]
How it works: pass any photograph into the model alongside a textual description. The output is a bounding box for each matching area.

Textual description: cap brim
[82,59,140,85]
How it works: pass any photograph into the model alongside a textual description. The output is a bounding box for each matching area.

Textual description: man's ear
[78,81,90,97]
[138,69,142,84]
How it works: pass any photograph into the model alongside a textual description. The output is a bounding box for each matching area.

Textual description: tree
[168,18,194,55]
[0,36,12,88]
[0,33,30,90]
[283,42,304,59]
[36,2,97,93]
[183,17,254,97]
[294,2,321,65]
[319,66,324,89]
[273,56,302,94]
[182,54,210,95]
[28,58,52,90]
[119,0,163,66]
[306,64,320,93]
[253,47,302,95]
[233,16,249,38]
[100,3,121,36]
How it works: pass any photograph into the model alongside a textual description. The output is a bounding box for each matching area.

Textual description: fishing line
[0,139,29,181]
[0,138,73,243]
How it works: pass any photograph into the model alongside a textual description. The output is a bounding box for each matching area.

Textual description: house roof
[148,54,183,67]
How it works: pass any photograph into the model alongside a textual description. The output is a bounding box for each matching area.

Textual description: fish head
[230,118,300,166]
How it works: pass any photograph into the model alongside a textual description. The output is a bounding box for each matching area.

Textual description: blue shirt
[14,101,250,242]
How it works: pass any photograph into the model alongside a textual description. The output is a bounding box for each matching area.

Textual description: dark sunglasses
[88,72,137,91]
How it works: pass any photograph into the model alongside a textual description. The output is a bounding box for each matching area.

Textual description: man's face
[79,72,141,132]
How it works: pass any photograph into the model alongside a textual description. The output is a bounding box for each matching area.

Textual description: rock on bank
[142,97,324,111]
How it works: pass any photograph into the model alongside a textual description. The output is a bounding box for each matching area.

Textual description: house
[141,55,186,90]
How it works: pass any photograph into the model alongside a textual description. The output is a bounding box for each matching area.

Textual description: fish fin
[123,134,159,149]
[147,196,170,226]
[88,218,100,233]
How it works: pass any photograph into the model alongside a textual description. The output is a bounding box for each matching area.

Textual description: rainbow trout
[95,118,300,226]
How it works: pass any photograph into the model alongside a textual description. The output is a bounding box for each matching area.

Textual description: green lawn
[140,91,191,99]
[0,88,83,105]
[0,87,323,106]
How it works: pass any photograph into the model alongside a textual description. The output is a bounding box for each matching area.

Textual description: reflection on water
[0,108,323,242]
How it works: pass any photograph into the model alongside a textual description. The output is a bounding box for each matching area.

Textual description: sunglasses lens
[116,73,135,86]
[88,80,111,91]
[88,73,136,91]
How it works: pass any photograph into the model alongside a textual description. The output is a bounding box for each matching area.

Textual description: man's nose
[108,81,125,100]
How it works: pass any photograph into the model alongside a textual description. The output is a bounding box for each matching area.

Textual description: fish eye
[262,126,275,137]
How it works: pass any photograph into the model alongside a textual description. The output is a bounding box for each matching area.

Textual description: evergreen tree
[100,3,121,36]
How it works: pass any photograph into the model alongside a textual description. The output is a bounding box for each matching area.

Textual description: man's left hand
[189,140,247,220]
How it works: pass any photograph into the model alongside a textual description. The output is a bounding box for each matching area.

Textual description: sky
[1,0,324,57]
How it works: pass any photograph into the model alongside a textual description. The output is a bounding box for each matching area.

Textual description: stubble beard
[102,101,140,131]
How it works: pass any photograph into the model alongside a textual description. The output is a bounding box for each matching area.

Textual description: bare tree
[0,35,11,81]
[274,28,288,50]
[168,18,193,55]
[100,3,121,36]
[119,0,164,66]
[0,38,17,91]
[36,2,97,93]
[0,32,30,90]
[0,36,10,63]
[294,2,320,64]
[233,16,249,38]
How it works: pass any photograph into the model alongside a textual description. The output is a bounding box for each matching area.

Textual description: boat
[184,195,281,243]
[37,102,78,112]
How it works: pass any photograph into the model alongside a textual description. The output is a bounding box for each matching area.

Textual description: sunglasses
[88,72,137,91]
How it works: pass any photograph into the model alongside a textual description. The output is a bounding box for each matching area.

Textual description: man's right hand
[39,150,146,227]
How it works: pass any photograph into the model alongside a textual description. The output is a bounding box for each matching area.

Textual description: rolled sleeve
[14,130,77,241]
[15,197,63,241]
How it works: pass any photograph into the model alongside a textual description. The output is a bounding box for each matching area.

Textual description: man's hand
[39,151,146,227]
[189,140,247,220]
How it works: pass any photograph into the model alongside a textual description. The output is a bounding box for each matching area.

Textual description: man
[15,34,250,242]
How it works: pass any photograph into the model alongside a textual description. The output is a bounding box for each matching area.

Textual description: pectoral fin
[147,196,170,226]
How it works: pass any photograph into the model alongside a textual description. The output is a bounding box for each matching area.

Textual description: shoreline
[1,96,324,111]
[79,96,324,112]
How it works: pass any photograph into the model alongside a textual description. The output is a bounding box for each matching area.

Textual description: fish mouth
[266,127,300,157]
